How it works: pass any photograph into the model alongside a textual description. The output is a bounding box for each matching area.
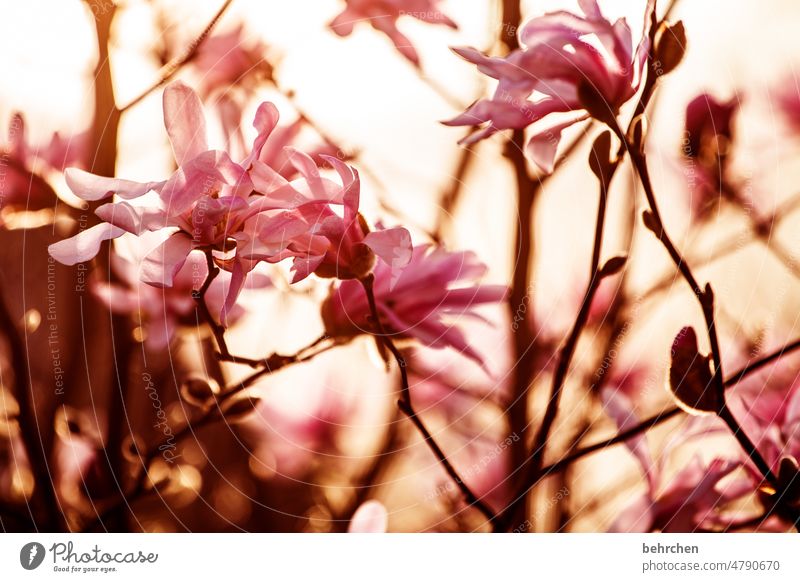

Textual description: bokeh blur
[2,0,800,532]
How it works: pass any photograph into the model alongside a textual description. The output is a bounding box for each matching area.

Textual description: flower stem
[359,275,497,524]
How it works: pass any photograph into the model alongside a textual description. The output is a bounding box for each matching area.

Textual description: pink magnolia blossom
[190,24,272,101]
[329,0,457,66]
[730,361,800,495]
[236,155,412,283]
[321,245,508,370]
[47,82,355,323]
[1,113,87,211]
[444,0,653,173]
[348,500,388,532]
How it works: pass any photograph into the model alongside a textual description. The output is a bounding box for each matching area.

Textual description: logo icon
[20,542,46,570]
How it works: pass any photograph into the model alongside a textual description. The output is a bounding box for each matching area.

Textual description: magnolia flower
[189,24,272,100]
[680,93,739,218]
[321,245,507,370]
[48,82,345,323]
[329,0,457,66]
[237,155,412,283]
[444,0,653,173]
[1,113,87,211]
[732,365,800,487]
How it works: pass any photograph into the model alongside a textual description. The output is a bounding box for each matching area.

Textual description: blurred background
[2,0,800,532]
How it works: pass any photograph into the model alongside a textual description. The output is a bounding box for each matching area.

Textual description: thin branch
[359,275,497,524]
[119,0,235,113]
[496,137,620,532]
[538,335,800,476]
[617,121,780,492]
[192,251,230,358]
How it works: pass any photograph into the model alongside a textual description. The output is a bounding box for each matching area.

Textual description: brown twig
[538,335,800,476]
[192,250,230,359]
[496,134,621,531]
[359,274,496,524]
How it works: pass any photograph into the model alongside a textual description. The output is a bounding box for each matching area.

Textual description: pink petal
[601,388,658,491]
[241,101,280,169]
[219,258,247,327]
[578,0,603,19]
[48,223,126,265]
[451,46,519,81]
[163,81,209,166]
[525,114,587,174]
[348,500,388,533]
[95,202,167,234]
[91,281,140,314]
[65,168,162,201]
[363,227,413,272]
[329,9,356,37]
[140,233,194,288]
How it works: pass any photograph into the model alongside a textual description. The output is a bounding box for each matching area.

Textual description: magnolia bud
[180,375,220,408]
[777,456,800,504]
[668,326,720,414]
[655,20,687,77]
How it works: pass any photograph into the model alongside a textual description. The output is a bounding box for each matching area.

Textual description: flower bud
[669,326,720,414]
[180,375,220,408]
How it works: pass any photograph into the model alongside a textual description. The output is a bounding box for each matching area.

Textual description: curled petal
[48,223,125,265]
[65,168,162,201]
[241,101,280,169]
[363,227,413,272]
[140,233,194,288]
[525,114,587,174]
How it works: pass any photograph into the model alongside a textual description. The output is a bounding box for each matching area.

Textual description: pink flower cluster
[49,81,505,364]
[322,245,507,369]
[445,0,653,173]
[48,81,411,326]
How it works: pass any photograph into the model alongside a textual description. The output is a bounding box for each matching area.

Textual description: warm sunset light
[2,0,800,547]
